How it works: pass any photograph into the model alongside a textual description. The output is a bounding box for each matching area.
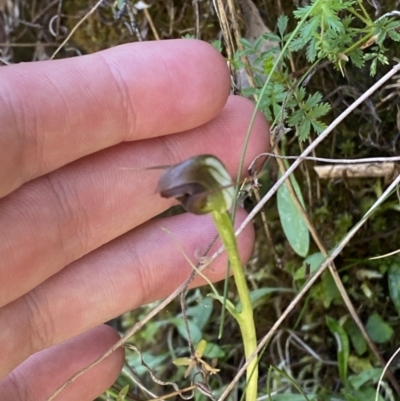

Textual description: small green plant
[235,1,400,146]
[157,155,259,401]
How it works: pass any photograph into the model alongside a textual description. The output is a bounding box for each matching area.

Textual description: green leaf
[294,252,325,280]
[366,312,393,343]
[348,368,383,390]
[277,173,310,257]
[326,316,349,385]
[388,29,400,42]
[344,320,367,355]
[310,119,327,134]
[237,287,295,311]
[116,384,129,401]
[211,40,222,52]
[306,37,318,62]
[203,342,225,358]
[321,270,341,308]
[287,88,330,140]
[277,15,289,36]
[307,103,330,119]
[288,36,307,52]
[324,14,343,32]
[298,118,311,141]
[348,355,373,374]
[186,296,213,330]
[249,287,294,304]
[125,351,168,376]
[342,386,385,401]
[301,17,321,43]
[269,396,317,401]
[263,32,281,42]
[305,92,322,109]
[388,261,400,316]
[268,366,314,401]
[173,317,202,343]
[349,48,365,68]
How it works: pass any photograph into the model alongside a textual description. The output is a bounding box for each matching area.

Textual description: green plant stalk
[211,210,258,401]
[355,0,373,25]
[348,7,372,26]
[344,32,374,55]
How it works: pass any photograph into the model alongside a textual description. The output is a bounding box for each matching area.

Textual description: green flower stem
[211,210,258,401]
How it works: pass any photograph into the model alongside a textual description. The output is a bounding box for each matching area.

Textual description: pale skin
[0,39,269,400]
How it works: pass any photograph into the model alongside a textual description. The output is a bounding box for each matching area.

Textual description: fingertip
[0,325,125,401]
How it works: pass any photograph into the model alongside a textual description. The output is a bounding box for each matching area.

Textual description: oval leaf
[277,173,309,257]
[366,312,393,343]
[186,296,213,330]
[173,317,202,344]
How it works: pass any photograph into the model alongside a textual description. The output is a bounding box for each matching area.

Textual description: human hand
[0,39,269,400]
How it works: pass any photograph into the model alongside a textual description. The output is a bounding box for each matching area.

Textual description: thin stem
[211,210,258,401]
[355,0,374,25]
[345,31,374,55]
[348,7,372,26]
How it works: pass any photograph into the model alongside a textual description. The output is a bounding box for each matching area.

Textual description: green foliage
[277,172,310,257]
[116,385,129,401]
[326,316,350,385]
[238,0,400,147]
[294,252,325,280]
[364,45,389,77]
[237,287,295,311]
[366,312,394,343]
[104,1,400,400]
[347,368,383,390]
[125,350,169,377]
[291,0,354,60]
[333,213,353,242]
[211,39,222,52]
[286,87,330,140]
[173,316,203,343]
[344,320,367,355]
[338,139,355,157]
[321,271,341,308]
[288,0,400,76]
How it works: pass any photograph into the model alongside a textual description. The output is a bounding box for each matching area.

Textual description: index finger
[0,39,230,197]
